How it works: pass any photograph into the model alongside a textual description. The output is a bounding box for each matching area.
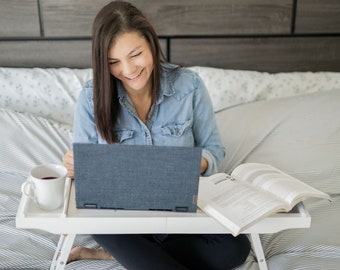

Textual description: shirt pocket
[116,129,135,144]
[160,119,194,146]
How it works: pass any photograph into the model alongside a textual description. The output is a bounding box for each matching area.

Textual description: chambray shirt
[73,63,225,176]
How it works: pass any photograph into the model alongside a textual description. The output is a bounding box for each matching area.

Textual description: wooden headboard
[1,0,340,72]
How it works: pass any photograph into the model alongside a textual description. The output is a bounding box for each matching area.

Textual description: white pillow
[0,67,92,126]
[189,66,340,112]
[2,66,339,122]
[0,108,72,174]
[215,89,340,194]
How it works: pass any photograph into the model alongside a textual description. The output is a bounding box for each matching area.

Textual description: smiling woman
[108,32,154,123]
[89,0,164,144]
[61,1,252,270]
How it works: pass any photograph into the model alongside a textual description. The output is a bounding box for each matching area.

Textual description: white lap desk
[16,179,311,270]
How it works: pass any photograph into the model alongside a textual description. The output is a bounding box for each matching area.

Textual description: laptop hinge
[192,195,197,205]
[84,204,97,209]
[175,206,189,212]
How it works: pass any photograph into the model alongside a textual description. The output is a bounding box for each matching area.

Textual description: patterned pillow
[0,67,91,126]
[189,66,340,112]
[1,66,340,125]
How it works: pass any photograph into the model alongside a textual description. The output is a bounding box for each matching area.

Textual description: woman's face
[108,31,154,95]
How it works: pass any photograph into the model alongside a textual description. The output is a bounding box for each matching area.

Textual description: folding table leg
[50,233,76,270]
[250,233,268,270]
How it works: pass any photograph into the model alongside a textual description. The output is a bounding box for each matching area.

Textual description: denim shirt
[73,63,225,176]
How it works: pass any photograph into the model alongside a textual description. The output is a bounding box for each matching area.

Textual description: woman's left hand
[200,157,208,175]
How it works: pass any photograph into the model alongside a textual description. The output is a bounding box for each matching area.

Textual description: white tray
[16,178,72,218]
[17,179,311,235]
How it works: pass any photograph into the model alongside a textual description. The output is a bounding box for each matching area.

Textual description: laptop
[73,143,202,212]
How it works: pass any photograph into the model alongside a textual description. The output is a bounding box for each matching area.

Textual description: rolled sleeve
[192,73,226,176]
[73,80,98,145]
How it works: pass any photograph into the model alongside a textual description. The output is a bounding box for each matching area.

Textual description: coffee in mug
[21,164,67,211]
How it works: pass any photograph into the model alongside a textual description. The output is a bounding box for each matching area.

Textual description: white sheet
[216,89,340,195]
[1,67,340,269]
[216,89,340,269]
[0,109,126,269]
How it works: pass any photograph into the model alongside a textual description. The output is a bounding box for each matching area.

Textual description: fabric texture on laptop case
[73,144,201,212]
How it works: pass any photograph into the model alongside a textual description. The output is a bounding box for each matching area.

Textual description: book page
[198,174,284,235]
[231,163,330,208]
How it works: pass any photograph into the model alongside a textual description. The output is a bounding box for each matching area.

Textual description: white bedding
[0,109,125,269]
[1,66,340,123]
[215,89,340,270]
[189,66,340,112]
[0,67,91,126]
[1,67,340,269]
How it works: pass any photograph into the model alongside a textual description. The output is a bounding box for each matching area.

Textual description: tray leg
[50,233,76,270]
[250,233,268,270]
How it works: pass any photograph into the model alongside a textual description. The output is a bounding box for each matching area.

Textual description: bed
[1,1,340,269]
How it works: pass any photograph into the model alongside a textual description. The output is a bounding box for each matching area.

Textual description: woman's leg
[92,234,189,270]
[161,234,251,270]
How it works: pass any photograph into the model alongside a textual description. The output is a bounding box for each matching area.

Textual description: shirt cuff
[201,149,218,176]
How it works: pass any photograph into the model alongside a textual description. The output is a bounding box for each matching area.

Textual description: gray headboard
[1,0,340,72]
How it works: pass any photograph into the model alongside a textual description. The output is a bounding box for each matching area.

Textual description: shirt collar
[156,63,179,104]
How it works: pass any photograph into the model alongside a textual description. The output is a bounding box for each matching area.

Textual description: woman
[63,1,250,269]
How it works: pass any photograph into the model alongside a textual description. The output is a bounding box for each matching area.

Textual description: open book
[198,163,331,236]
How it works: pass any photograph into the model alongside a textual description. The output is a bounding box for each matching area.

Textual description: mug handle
[21,181,36,202]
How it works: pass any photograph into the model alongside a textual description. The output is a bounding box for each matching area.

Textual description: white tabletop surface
[16,179,311,235]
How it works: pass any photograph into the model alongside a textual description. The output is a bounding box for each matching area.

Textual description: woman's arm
[62,80,98,179]
[192,73,225,176]
[73,81,98,144]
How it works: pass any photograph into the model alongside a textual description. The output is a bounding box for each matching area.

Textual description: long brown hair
[92,1,165,143]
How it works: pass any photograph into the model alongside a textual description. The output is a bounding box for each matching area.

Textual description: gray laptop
[73,143,202,212]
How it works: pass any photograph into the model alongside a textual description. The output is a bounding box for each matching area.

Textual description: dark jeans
[92,233,251,270]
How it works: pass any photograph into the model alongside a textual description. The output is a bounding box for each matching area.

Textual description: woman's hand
[62,149,74,179]
[200,157,208,175]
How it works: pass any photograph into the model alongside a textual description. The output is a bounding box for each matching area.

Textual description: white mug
[21,164,67,211]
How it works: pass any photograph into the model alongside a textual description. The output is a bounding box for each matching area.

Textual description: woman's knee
[228,234,251,267]
[162,234,251,270]
[202,234,251,270]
